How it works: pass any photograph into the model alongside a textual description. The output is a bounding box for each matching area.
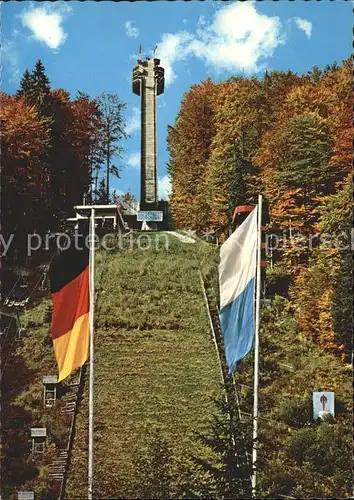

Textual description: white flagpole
[88,208,95,500]
[251,195,262,496]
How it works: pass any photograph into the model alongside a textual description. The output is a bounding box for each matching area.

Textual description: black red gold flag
[49,234,90,382]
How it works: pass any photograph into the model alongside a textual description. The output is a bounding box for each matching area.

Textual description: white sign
[313,391,335,420]
[137,211,163,222]
[18,493,35,500]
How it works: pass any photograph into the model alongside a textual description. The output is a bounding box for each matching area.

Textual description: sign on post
[137,211,163,222]
[313,391,335,420]
[18,492,35,500]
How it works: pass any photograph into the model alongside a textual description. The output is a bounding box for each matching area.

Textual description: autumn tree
[0,93,50,259]
[206,77,270,234]
[293,174,352,357]
[167,79,216,230]
[261,69,304,121]
[70,91,103,203]
[2,61,106,262]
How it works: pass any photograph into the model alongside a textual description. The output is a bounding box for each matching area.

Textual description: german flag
[49,234,90,382]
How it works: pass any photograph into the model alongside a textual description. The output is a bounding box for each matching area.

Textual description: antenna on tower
[154,44,158,56]
[139,44,142,58]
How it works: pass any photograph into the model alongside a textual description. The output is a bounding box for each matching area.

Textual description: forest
[1,60,126,264]
[1,57,352,498]
[167,58,352,359]
[164,59,352,496]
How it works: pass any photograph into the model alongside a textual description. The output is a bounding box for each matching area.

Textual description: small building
[18,493,35,500]
[68,200,170,232]
[67,204,126,232]
[43,375,58,408]
[119,198,140,229]
[31,428,47,453]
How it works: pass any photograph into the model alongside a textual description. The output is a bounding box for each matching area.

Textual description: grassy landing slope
[66,234,222,498]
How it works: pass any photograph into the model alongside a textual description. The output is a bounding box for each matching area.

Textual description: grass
[231,297,352,498]
[66,234,222,498]
[4,231,351,498]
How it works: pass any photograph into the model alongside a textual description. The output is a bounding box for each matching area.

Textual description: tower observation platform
[133,57,164,212]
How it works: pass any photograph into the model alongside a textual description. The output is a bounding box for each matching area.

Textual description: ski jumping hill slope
[66,233,222,498]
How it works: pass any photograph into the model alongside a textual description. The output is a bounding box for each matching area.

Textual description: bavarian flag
[219,206,258,374]
[49,233,90,382]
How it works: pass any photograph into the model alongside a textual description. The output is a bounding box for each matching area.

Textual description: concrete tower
[133,57,164,209]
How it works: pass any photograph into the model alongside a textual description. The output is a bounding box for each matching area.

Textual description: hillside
[65,231,352,498]
[1,12,352,500]
[164,57,352,497]
[2,231,351,498]
[66,234,222,498]
[232,297,352,498]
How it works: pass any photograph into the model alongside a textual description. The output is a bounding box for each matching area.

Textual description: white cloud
[294,17,312,39]
[20,4,72,50]
[158,175,172,201]
[156,31,194,85]
[198,15,207,27]
[125,20,139,38]
[126,151,140,169]
[157,1,285,85]
[125,107,141,135]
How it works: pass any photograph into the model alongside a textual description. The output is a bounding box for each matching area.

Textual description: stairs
[61,373,81,415]
[47,374,81,489]
[61,391,77,415]
[47,449,68,481]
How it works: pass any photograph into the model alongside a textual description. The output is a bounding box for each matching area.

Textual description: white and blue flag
[219,206,258,374]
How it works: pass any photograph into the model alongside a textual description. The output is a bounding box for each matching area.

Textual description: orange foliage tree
[293,175,352,357]
[167,79,216,231]
[0,93,50,242]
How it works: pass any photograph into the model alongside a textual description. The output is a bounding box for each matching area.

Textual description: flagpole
[251,195,262,496]
[88,207,95,500]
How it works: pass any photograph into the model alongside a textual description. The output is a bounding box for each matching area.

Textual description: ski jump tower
[133,56,165,213]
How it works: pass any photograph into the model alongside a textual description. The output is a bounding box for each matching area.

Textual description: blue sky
[2,0,351,201]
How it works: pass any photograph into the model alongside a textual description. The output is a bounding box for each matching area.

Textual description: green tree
[96,178,107,203]
[319,176,352,358]
[132,428,175,499]
[229,136,255,211]
[16,69,33,99]
[95,92,127,202]
[276,112,334,195]
[18,60,51,116]
[283,420,352,497]
[332,249,352,359]
[293,174,352,357]
[307,65,322,83]
[194,396,253,499]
